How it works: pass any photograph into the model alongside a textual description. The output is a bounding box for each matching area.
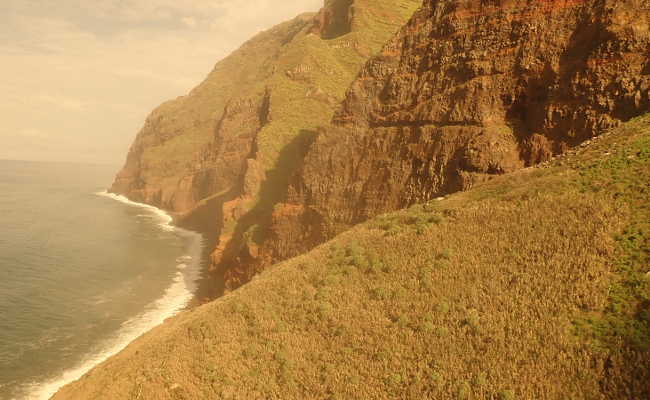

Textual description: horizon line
[0,158,120,167]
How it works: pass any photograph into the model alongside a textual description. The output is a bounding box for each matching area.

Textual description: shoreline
[99,191,223,307]
[173,195,226,305]
[28,191,213,400]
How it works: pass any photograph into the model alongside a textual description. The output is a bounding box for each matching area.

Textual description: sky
[0,0,322,165]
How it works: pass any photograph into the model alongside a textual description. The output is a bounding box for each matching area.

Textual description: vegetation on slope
[56,116,649,399]
[571,117,650,353]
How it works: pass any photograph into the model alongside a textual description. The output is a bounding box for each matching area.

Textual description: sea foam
[24,191,204,400]
[96,191,175,232]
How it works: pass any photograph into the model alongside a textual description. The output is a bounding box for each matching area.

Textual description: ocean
[0,160,204,399]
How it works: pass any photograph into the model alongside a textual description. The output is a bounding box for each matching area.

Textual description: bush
[386,373,403,387]
[430,371,444,387]
[472,372,487,388]
[370,287,390,300]
[438,249,453,260]
[395,314,410,328]
[418,313,436,333]
[435,327,449,337]
[464,309,481,334]
[437,302,451,314]
[457,381,471,399]
[420,321,435,333]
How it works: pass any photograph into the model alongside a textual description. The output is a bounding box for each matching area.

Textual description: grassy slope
[55,116,649,399]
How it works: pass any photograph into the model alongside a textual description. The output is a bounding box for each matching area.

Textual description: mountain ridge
[109,0,421,293]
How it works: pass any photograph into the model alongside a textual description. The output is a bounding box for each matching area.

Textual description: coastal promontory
[56,0,650,398]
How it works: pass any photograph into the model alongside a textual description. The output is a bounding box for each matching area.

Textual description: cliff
[258,0,650,281]
[52,1,650,397]
[55,115,650,399]
[110,0,421,292]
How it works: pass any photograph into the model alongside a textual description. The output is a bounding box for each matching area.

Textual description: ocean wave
[176,255,193,263]
[22,191,204,400]
[95,191,174,232]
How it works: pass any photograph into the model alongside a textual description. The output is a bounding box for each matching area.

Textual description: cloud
[32,94,86,111]
[0,0,323,165]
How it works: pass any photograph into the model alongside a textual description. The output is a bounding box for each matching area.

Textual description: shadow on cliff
[506,12,647,165]
[216,129,318,291]
[177,187,240,301]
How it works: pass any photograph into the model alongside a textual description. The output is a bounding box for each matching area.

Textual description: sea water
[0,160,204,399]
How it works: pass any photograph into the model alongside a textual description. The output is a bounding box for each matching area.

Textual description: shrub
[472,372,487,388]
[437,302,451,314]
[438,249,453,260]
[420,321,435,333]
[395,314,411,328]
[430,371,444,387]
[457,381,471,399]
[386,373,403,387]
[435,327,449,337]
[370,287,390,300]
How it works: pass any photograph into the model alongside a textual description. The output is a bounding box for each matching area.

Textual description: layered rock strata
[257,0,650,285]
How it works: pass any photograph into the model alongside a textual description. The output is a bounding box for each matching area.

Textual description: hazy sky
[0,0,322,165]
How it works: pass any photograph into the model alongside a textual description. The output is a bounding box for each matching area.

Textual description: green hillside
[56,114,650,398]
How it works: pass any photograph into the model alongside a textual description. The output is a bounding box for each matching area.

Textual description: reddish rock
[257,0,650,283]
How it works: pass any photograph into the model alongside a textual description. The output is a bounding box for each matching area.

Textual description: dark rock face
[252,0,650,286]
[310,0,354,39]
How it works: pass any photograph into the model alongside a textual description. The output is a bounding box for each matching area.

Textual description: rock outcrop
[310,0,354,39]
[258,0,650,283]
[110,0,421,292]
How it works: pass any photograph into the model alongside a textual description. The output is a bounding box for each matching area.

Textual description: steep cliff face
[110,0,421,291]
[111,16,304,213]
[258,0,650,275]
